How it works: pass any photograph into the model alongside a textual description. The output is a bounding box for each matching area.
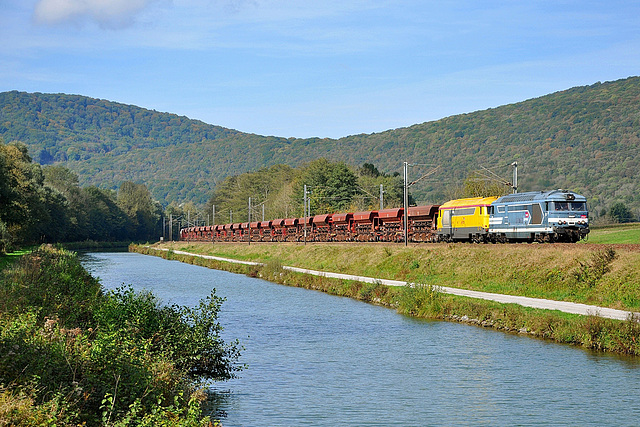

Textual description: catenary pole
[303,185,307,245]
[403,162,409,246]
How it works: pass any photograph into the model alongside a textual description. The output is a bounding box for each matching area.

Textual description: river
[82,252,640,426]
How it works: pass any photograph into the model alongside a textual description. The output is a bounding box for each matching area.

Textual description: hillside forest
[1,76,640,221]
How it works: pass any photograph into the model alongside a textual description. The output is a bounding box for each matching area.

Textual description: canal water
[82,252,640,426]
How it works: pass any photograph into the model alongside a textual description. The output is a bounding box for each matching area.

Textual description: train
[180,189,589,244]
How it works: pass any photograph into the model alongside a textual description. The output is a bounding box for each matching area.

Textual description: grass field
[583,222,640,244]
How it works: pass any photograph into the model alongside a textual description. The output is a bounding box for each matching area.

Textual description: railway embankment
[132,241,640,356]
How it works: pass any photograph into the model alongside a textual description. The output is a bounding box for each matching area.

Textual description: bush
[0,245,240,425]
[0,244,102,327]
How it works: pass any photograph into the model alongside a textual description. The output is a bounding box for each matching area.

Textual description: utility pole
[248,197,251,245]
[511,161,518,193]
[380,184,384,210]
[212,204,215,244]
[403,161,409,246]
[303,185,307,245]
[187,211,191,242]
[169,214,173,242]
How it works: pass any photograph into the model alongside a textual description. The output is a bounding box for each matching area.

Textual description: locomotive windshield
[553,201,586,211]
[570,201,586,211]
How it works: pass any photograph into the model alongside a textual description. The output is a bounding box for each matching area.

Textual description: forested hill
[1,76,639,216]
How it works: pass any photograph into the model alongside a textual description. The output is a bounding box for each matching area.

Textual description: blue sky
[1,0,639,139]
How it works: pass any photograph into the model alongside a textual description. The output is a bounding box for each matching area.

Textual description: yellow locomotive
[436,196,498,242]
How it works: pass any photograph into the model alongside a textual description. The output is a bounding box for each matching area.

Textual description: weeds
[358,281,385,303]
[573,247,617,289]
[397,283,443,318]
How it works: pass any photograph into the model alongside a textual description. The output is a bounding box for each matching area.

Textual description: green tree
[294,158,360,214]
[43,165,88,240]
[358,163,381,178]
[609,202,634,223]
[117,181,162,241]
[207,164,296,222]
[85,186,129,241]
[458,171,512,198]
[0,141,50,248]
[355,163,405,210]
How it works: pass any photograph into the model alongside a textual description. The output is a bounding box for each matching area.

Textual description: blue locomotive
[488,190,589,242]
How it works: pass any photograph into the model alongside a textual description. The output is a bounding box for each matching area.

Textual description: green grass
[147,240,640,312]
[0,249,32,270]
[582,223,640,244]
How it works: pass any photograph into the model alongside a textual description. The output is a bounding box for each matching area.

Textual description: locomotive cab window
[554,202,569,211]
[442,210,451,227]
[497,206,505,213]
[452,207,476,216]
[570,202,586,211]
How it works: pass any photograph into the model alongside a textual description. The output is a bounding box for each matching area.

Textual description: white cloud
[33,0,161,28]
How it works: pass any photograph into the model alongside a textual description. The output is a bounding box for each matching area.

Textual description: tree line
[2,135,635,254]
[0,139,164,253]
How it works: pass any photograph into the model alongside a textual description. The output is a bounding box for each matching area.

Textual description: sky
[1,0,639,139]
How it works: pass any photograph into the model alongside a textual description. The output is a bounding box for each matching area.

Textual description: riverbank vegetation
[145,240,640,310]
[0,139,167,253]
[133,241,640,356]
[0,245,241,425]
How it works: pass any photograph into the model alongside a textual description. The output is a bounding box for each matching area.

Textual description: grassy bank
[0,245,241,426]
[146,241,640,311]
[133,242,640,356]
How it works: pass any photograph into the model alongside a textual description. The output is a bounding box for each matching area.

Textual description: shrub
[0,245,240,425]
[572,247,617,289]
[0,244,102,327]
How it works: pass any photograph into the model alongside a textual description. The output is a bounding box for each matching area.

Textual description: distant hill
[1,76,639,217]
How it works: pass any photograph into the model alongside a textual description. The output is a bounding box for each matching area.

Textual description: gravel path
[161,248,638,321]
